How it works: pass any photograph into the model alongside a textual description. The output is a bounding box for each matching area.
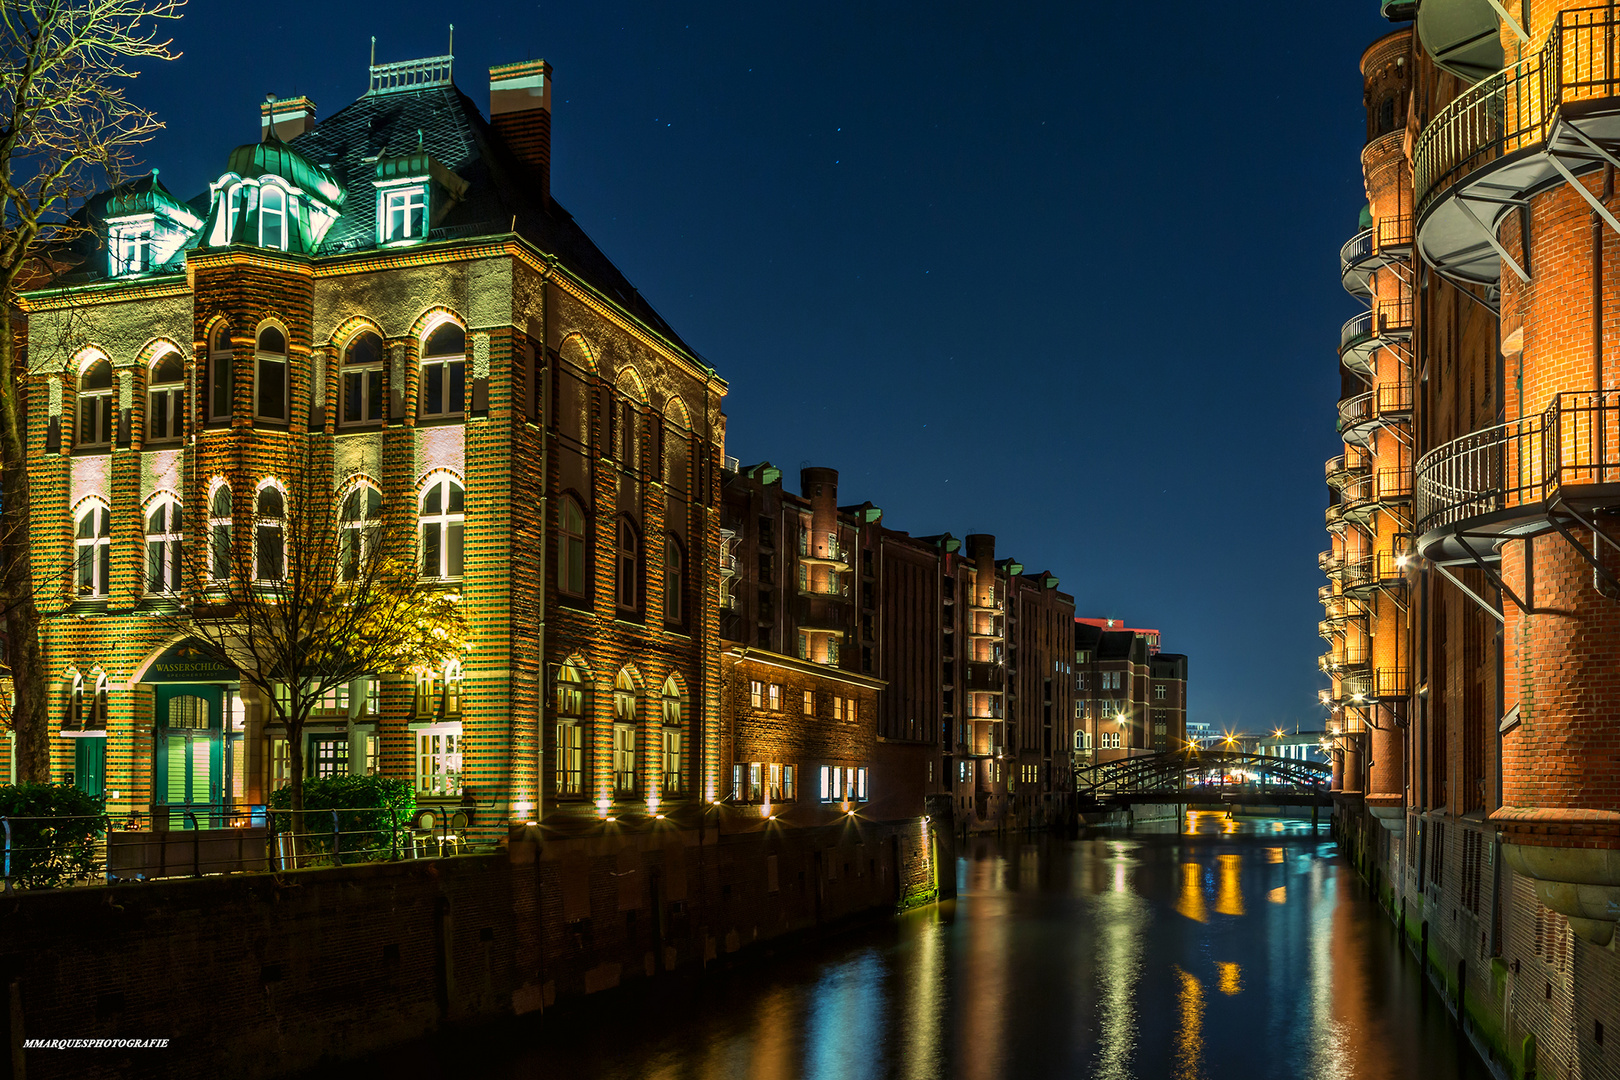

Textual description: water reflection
[369,812,1491,1080]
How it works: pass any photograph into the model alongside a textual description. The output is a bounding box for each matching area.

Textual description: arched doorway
[141,639,241,829]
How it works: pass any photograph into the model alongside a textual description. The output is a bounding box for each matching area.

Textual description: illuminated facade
[20,51,728,834]
[1324,4,1620,1074]
[1073,619,1187,761]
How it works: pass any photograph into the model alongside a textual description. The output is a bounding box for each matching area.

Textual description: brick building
[1319,6,1620,1075]
[21,51,730,837]
[719,463,1077,832]
[1073,618,1186,762]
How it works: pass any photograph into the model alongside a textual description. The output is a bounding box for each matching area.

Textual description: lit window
[208,324,233,423]
[416,723,462,796]
[803,690,813,715]
[339,484,383,581]
[833,697,844,722]
[558,497,587,596]
[255,484,285,582]
[74,502,111,597]
[209,484,233,581]
[111,225,152,276]
[749,680,763,709]
[661,676,685,795]
[617,518,640,612]
[748,762,763,802]
[768,763,782,801]
[383,185,428,241]
[147,352,184,442]
[1155,684,1166,700]
[255,325,288,422]
[259,184,287,250]
[419,476,465,580]
[767,683,781,712]
[145,496,183,594]
[311,737,349,779]
[783,765,797,801]
[857,767,868,802]
[444,660,462,716]
[614,669,637,795]
[419,323,465,419]
[342,332,385,425]
[76,359,114,448]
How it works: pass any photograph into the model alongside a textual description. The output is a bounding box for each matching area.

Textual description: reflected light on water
[1270,885,1287,904]
[1215,854,1244,917]
[805,951,885,1080]
[746,984,796,1080]
[1217,961,1243,996]
[1176,861,1208,923]
[1173,965,1204,1080]
[1094,846,1147,1080]
[900,913,945,1080]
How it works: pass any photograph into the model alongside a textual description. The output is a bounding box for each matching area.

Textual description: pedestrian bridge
[1076,750,1332,807]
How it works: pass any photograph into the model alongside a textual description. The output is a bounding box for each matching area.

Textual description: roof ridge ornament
[367,32,454,95]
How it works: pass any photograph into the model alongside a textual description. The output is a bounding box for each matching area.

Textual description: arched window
[613,669,638,795]
[663,536,684,626]
[76,359,114,448]
[661,675,685,796]
[147,352,184,442]
[67,672,84,730]
[74,501,110,597]
[91,672,108,731]
[616,518,640,613]
[255,325,288,422]
[554,662,584,796]
[1378,96,1396,135]
[419,476,465,580]
[342,331,385,425]
[419,322,465,419]
[209,484,233,580]
[145,495,183,593]
[255,484,285,582]
[444,658,463,715]
[558,496,586,597]
[208,324,233,423]
[339,484,383,581]
[260,184,287,250]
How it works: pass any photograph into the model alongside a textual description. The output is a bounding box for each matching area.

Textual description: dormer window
[259,185,287,250]
[382,185,427,242]
[111,225,152,276]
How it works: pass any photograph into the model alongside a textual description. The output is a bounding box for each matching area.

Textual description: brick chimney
[489,60,553,206]
[966,534,997,607]
[261,95,317,142]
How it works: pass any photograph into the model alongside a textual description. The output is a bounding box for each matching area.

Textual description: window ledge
[68,599,110,615]
[335,423,386,435]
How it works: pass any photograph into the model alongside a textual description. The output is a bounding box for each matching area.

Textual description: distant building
[1074,620,1186,761]
[1255,729,1329,766]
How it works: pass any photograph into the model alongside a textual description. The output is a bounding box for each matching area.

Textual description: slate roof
[285,82,692,353]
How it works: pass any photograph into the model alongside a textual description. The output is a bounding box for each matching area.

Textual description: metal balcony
[1414,10,1620,286]
[1325,502,1347,532]
[1341,552,1378,596]
[965,661,1005,693]
[1338,667,1411,704]
[1338,390,1377,445]
[1326,446,1373,490]
[1339,298,1414,376]
[1415,390,1620,563]
[1340,229,1379,298]
[1319,549,1345,579]
[799,534,852,571]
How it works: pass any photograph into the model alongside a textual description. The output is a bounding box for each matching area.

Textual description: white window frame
[207,325,233,423]
[341,332,385,426]
[144,495,183,594]
[74,501,111,598]
[254,481,286,583]
[259,182,288,251]
[414,721,463,796]
[339,482,383,581]
[76,357,115,448]
[146,351,185,443]
[382,184,428,242]
[208,482,233,581]
[418,474,465,581]
[254,324,289,423]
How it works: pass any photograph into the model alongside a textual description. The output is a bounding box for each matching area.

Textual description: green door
[153,685,223,828]
[73,737,106,799]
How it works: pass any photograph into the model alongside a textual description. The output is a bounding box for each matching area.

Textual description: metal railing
[0,806,474,891]
[368,54,454,95]
[1377,295,1413,336]
[1340,311,1375,354]
[1341,228,1376,272]
[1378,379,1414,416]
[1376,215,1414,251]
[1325,502,1346,529]
[1339,668,1411,702]
[1338,390,1376,433]
[1414,8,1620,218]
[1325,454,1346,482]
[1377,467,1414,501]
[1416,390,1620,535]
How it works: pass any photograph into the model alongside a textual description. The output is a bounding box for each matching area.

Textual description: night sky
[126,2,1394,734]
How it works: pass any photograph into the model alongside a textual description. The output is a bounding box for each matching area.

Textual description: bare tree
[0,0,183,780]
[153,442,466,816]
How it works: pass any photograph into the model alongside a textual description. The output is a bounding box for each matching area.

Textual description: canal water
[396,811,1490,1080]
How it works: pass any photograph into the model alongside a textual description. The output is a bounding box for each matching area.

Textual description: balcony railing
[1376,215,1413,253]
[1339,668,1411,702]
[1338,390,1375,434]
[1340,311,1374,356]
[1341,228,1375,271]
[1414,9,1620,218]
[1415,391,1620,536]
[1376,295,1414,338]
[1378,379,1414,417]
[1325,502,1346,530]
[1377,467,1414,502]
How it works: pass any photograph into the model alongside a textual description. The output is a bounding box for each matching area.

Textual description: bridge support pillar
[1312,804,1319,833]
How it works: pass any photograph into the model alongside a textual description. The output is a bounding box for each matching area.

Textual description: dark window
[559,497,587,596]
[255,486,285,581]
[209,325,233,422]
[255,326,288,421]
[420,323,466,419]
[617,518,640,612]
[343,332,384,425]
[664,535,684,625]
[76,360,114,447]
[147,352,184,442]
[419,477,466,579]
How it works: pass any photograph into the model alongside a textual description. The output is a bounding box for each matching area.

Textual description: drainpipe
[1595,168,1619,597]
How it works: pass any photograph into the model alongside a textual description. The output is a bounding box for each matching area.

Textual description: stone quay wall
[0,813,951,1080]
